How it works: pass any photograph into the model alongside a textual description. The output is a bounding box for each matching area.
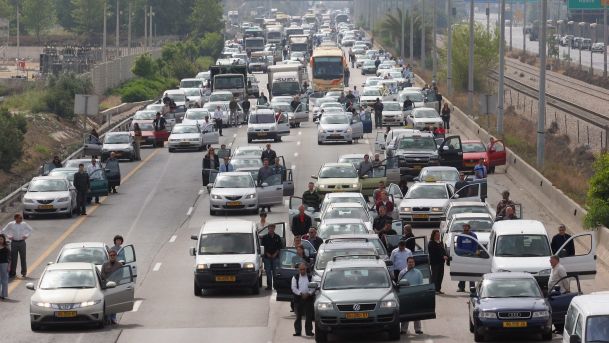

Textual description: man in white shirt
[2,213,33,277]
[86,157,102,204]
[390,240,412,280]
[291,262,314,337]
[548,255,570,293]
[213,105,223,136]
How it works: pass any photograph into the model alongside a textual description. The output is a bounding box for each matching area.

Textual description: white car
[398,90,426,118]
[355,56,368,67]
[233,146,263,159]
[182,88,205,108]
[398,182,455,225]
[168,124,217,152]
[317,113,363,144]
[317,219,373,240]
[441,213,494,252]
[312,162,361,195]
[208,172,260,215]
[406,107,444,130]
[182,109,211,126]
[359,87,383,107]
[380,101,404,126]
[164,89,191,108]
[439,201,494,233]
[562,293,609,343]
[208,90,234,103]
[54,242,137,281]
[22,176,77,219]
[375,64,393,76]
[415,166,460,187]
[319,203,374,232]
[247,109,289,142]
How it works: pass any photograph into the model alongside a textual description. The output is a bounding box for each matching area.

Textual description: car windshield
[463,142,487,153]
[363,60,375,66]
[272,104,292,112]
[249,113,275,124]
[104,134,130,144]
[214,174,254,188]
[400,93,424,102]
[324,207,368,222]
[167,93,186,102]
[134,123,154,131]
[362,89,380,96]
[413,109,439,118]
[406,185,447,199]
[450,219,493,232]
[39,269,96,289]
[29,179,68,192]
[234,149,262,157]
[210,93,234,102]
[420,169,459,181]
[319,223,368,238]
[384,103,401,111]
[198,233,254,254]
[315,248,377,270]
[272,81,300,96]
[183,88,202,96]
[338,157,364,167]
[495,234,551,257]
[320,115,348,125]
[181,80,202,88]
[321,103,342,109]
[479,278,542,298]
[57,247,107,265]
[231,158,262,169]
[172,125,199,134]
[134,111,156,120]
[586,316,609,342]
[398,136,437,150]
[185,111,209,120]
[448,206,489,218]
[146,104,164,111]
[365,80,380,86]
[214,76,244,89]
[319,165,357,178]
[48,169,76,182]
[323,267,389,290]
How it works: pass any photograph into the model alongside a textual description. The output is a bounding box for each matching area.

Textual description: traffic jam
[14,3,608,343]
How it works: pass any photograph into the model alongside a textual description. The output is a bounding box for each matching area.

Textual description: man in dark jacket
[261,144,277,165]
[551,225,575,256]
[153,112,166,131]
[400,224,416,252]
[292,205,312,236]
[229,97,239,125]
[302,182,322,211]
[373,206,392,233]
[242,98,251,115]
[105,152,121,194]
[73,164,90,215]
[373,98,384,128]
[290,96,301,112]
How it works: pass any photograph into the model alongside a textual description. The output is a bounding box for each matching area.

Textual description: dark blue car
[468,272,581,342]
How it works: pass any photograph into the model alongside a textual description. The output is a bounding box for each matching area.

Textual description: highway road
[2,55,608,343]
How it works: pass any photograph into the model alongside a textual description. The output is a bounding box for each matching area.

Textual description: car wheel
[469,319,474,333]
[541,330,553,341]
[30,322,40,331]
[317,140,322,145]
[209,208,216,216]
[474,325,485,342]
[314,324,327,342]
[97,319,105,329]
[247,138,252,143]
[194,281,203,296]
[168,148,174,153]
[65,209,73,219]
[251,283,260,295]
[348,140,353,144]
[258,274,263,287]
[388,323,401,340]
[23,213,29,220]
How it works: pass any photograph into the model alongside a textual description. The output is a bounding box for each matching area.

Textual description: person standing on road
[379,222,398,250]
[51,155,62,168]
[101,250,123,325]
[132,123,142,160]
[109,234,124,260]
[307,228,323,251]
[474,158,487,179]
[73,164,90,215]
[358,154,374,178]
[256,211,268,231]
[375,191,394,215]
[456,223,478,292]
[261,144,277,165]
[373,98,384,129]
[261,224,283,290]
[548,255,570,293]
[219,156,234,173]
[441,103,451,131]
[153,112,167,131]
[390,241,412,280]
[272,157,285,178]
[373,206,392,233]
[86,157,102,204]
[398,257,424,335]
[2,213,33,278]
[428,229,448,294]
[551,224,575,256]
[496,190,516,218]
[291,262,314,337]
[213,106,223,136]
[257,159,275,213]
[258,92,268,105]
[0,234,10,299]
[400,224,416,252]
[302,182,322,211]
[242,98,251,118]
[454,172,468,197]
[105,152,121,194]
[292,205,312,236]
[403,96,413,111]
[290,96,301,112]
[374,56,381,69]
[202,148,220,186]
[229,97,239,126]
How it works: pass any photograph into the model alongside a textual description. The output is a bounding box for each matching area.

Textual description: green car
[358,158,402,196]
[47,167,109,201]
[310,256,436,342]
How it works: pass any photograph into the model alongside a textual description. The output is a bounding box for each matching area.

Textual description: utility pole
[509,0,513,51]
[103,0,107,61]
[144,4,147,51]
[401,0,405,59]
[432,0,437,81]
[486,2,490,33]
[523,0,527,53]
[468,0,474,113]
[116,0,120,57]
[128,0,132,55]
[410,0,414,62]
[498,0,506,134]
[604,4,607,77]
[447,0,453,96]
[421,0,426,65]
[537,0,547,168]
[15,0,19,60]
[149,6,153,48]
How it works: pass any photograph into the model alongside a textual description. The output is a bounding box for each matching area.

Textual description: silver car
[54,242,138,281]
[101,132,135,162]
[317,114,354,144]
[208,172,259,215]
[22,176,77,219]
[27,262,135,330]
[168,124,205,152]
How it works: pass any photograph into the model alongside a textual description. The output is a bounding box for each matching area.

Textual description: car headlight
[346,127,352,133]
[318,128,325,134]
[23,198,34,204]
[77,300,102,308]
[496,269,511,273]
[244,193,256,199]
[33,302,52,308]
[401,207,412,213]
[317,302,333,310]
[170,139,180,142]
[532,311,550,318]
[196,264,208,270]
[248,127,254,131]
[538,269,551,276]
[478,311,497,319]
[351,183,359,188]
[243,262,255,270]
[431,207,443,212]
[211,194,222,200]
[380,300,397,308]
[318,184,327,189]
[57,197,70,202]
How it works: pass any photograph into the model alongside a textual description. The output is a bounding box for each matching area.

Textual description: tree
[0,108,26,172]
[71,0,103,39]
[584,154,609,229]
[375,9,430,59]
[22,0,55,42]
[132,53,157,78]
[55,0,76,31]
[189,0,223,37]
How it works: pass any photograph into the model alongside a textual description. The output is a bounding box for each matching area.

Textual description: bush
[132,54,158,79]
[116,77,176,103]
[584,153,609,229]
[0,108,26,172]
[44,73,92,119]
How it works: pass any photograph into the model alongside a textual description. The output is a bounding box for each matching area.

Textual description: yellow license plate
[503,321,527,328]
[413,165,423,170]
[38,204,54,209]
[215,275,236,282]
[413,214,429,219]
[226,201,241,206]
[257,132,267,136]
[179,142,190,145]
[345,312,369,319]
[55,311,77,318]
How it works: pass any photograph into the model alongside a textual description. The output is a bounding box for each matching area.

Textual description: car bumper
[168,141,202,149]
[317,186,360,195]
[316,311,399,333]
[400,213,444,223]
[30,305,104,326]
[248,132,279,141]
[194,269,259,289]
[289,115,308,124]
[101,150,133,160]
[362,68,376,74]
[23,201,72,215]
[398,162,440,177]
[475,317,552,336]
[210,198,258,211]
[382,116,403,125]
[318,132,353,143]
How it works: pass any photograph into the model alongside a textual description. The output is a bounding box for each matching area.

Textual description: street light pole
[537,0,547,168]
[144,4,147,51]
[116,0,120,57]
[432,0,437,81]
[16,0,19,60]
[468,0,474,113]
[103,0,107,61]
[149,6,153,48]
[421,0,426,66]
[604,4,608,77]
[590,23,596,74]
[447,0,453,96]
[128,0,132,55]
[509,0,513,51]
[498,0,506,135]
[579,22,585,69]
[401,0,405,59]
[523,0,527,53]
[487,2,490,34]
[410,0,414,62]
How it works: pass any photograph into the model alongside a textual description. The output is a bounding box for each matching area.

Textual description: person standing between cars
[0,234,9,299]
[261,144,277,165]
[2,213,33,278]
[374,56,381,69]
[548,255,570,293]
[86,157,102,204]
[292,205,312,236]
[291,262,314,337]
[261,224,283,290]
[358,154,374,178]
[293,236,316,257]
[428,229,448,294]
[290,96,301,112]
[496,190,516,218]
[257,158,275,213]
[373,181,387,203]
[258,92,268,105]
[344,68,350,86]
[400,224,416,252]
[346,90,356,103]
[397,257,424,335]
[302,182,322,211]
[256,211,268,231]
[132,123,142,160]
[105,152,121,194]
[473,158,487,179]
[307,228,323,251]
[153,112,166,132]
[73,163,90,215]
[376,191,394,214]
[497,206,518,221]
[456,223,478,292]
[403,96,413,111]
[272,157,285,178]
[202,147,220,185]
[390,240,413,280]
[379,221,398,250]
[109,234,124,259]
[373,98,384,128]
[229,97,239,126]
[213,105,224,136]
[373,206,392,233]
[441,103,451,131]
[242,98,251,117]
[551,224,575,256]
[219,156,234,173]
[51,155,62,168]
[101,249,123,325]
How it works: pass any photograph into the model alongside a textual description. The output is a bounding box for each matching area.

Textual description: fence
[87,49,161,95]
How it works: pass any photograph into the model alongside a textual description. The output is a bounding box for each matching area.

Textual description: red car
[129,121,169,148]
[461,139,506,173]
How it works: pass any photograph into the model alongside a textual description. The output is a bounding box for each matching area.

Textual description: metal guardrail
[0,102,150,213]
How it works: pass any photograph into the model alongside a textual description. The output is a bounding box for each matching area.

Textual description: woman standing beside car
[428,229,448,294]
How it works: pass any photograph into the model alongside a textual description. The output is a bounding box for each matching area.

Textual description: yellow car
[312,163,361,195]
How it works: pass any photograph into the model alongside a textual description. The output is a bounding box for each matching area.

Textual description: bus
[310,45,347,95]
[335,13,349,25]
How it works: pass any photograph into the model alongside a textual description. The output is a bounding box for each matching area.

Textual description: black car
[468,272,582,342]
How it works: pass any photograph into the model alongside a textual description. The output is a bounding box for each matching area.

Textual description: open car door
[84,134,102,157]
[374,131,386,152]
[448,233,491,282]
[547,275,582,329]
[257,173,284,207]
[558,232,597,280]
[103,265,135,314]
[202,123,220,145]
[283,169,295,196]
[488,140,507,169]
[452,180,487,202]
[277,113,290,137]
[384,157,401,185]
[438,135,463,170]
[117,244,137,281]
[397,262,436,321]
[258,222,287,248]
[274,248,300,301]
[350,113,364,140]
[360,165,387,196]
[386,183,403,203]
[88,169,109,198]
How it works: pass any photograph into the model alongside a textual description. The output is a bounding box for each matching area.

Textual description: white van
[190,219,263,296]
[449,220,596,289]
[563,292,609,343]
[247,108,290,142]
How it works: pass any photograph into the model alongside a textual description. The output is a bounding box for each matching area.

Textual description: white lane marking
[365,139,370,144]
[153,262,162,272]
[186,207,194,216]
[169,235,177,243]
[297,141,301,146]
[131,300,143,312]
[294,152,299,157]
[233,133,237,138]
[298,131,302,136]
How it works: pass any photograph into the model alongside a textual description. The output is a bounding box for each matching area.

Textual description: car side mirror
[384,260,393,267]
[47,261,54,266]
[311,175,318,179]
[191,235,198,240]
[314,217,321,222]
[489,148,496,153]
[308,281,319,289]
[479,250,489,259]
[189,247,196,256]
[206,183,213,192]
[413,177,419,182]
[360,175,368,179]
[442,145,449,151]
[452,194,460,199]
[105,281,117,289]
[306,207,316,212]
[25,282,35,290]
[398,279,410,287]
[570,335,581,343]
[469,286,477,297]
[21,186,28,192]
[261,182,269,187]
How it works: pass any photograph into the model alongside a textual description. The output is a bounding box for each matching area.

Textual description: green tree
[22,0,55,42]
[189,0,223,37]
[132,53,158,78]
[71,0,103,38]
[54,0,76,31]
[0,108,26,172]
[375,9,430,59]
[584,154,609,229]
[44,73,92,119]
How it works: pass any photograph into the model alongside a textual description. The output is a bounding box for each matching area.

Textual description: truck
[209,64,247,100]
[267,64,307,99]
[266,25,284,45]
[244,37,265,52]
[289,35,311,57]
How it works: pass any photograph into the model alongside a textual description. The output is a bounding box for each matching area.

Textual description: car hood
[412,118,443,124]
[317,177,359,186]
[195,254,257,266]
[463,152,489,160]
[102,143,131,150]
[399,198,448,208]
[32,287,100,304]
[25,191,71,200]
[320,123,350,131]
[320,288,393,303]
[382,110,402,115]
[476,297,548,312]
[360,96,379,101]
[210,187,256,196]
[395,149,438,156]
[492,256,550,273]
[169,133,201,140]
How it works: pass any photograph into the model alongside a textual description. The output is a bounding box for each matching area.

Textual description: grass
[33,144,50,155]
[3,88,47,113]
